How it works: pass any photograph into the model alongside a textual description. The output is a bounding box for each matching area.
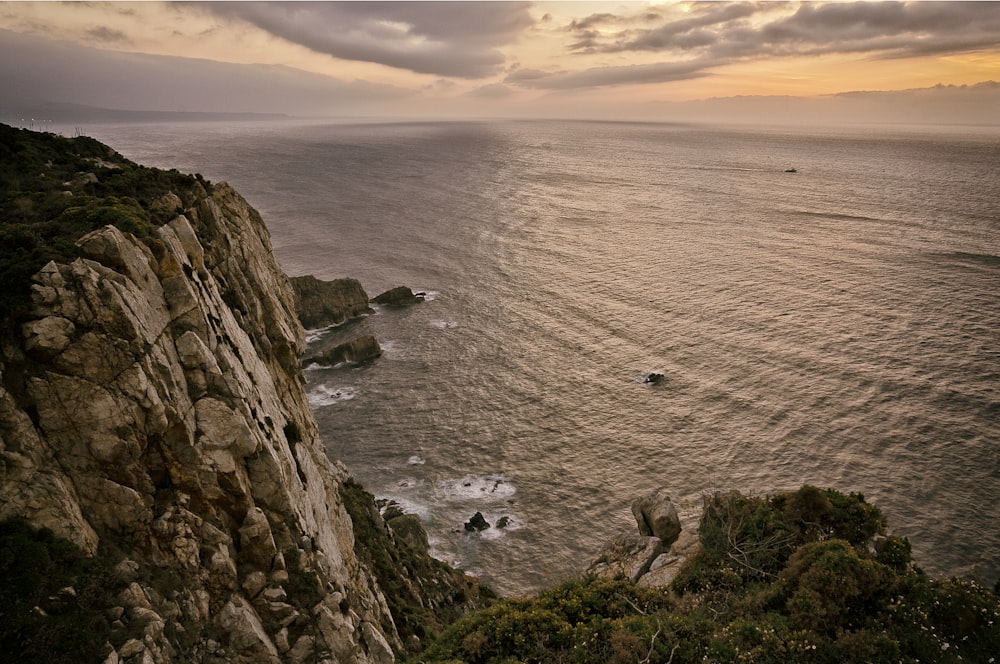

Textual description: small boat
[784,167,797,173]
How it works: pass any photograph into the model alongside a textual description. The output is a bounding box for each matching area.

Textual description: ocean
[85,119,999,597]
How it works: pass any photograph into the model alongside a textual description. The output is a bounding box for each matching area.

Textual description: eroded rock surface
[290,276,372,330]
[0,184,399,662]
[587,488,701,587]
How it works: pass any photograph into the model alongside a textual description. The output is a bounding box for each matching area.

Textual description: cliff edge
[0,128,401,662]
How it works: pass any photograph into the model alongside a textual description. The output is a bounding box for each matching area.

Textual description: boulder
[371,286,424,307]
[464,512,490,532]
[636,530,702,588]
[304,334,381,367]
[290,275,372,329]
[586,534,664,583]
[631,488,681,547]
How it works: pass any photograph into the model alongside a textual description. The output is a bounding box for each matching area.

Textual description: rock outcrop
[0,182,399,662]
[304,335,382,368]
[371,287,424,307]
[587,488,700,588]
[290,276,373,329]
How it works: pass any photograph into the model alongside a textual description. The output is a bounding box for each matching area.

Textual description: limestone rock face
[0,183,399,662]
[290,275,372,329]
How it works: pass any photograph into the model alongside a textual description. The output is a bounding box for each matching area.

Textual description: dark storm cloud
[754,1,1000,59]
[197,1,534,79]
[572,1,1000,58]
[529,1,1000,90]
[0,29,411,115]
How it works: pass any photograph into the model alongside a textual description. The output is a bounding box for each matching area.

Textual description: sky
[1,1,999,125]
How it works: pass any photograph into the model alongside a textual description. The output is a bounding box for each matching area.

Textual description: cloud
[198,1,534,79]
[0,28,411,116]
[539,1,1000,91]
[571,1,1000,59]
[85,26,128,44]
[466,82,518,98]
[664,79,1000,126]
[506,60,713,90]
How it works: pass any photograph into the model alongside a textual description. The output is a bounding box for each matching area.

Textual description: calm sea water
[86,120,999,596]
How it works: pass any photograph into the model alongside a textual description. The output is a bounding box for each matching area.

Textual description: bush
[416,486,1000,664]
[0,518,122,663]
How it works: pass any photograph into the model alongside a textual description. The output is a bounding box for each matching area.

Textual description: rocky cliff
[0,163,401,660]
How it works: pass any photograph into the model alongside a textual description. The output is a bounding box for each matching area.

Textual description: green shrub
[416,486,1000,664]
[776,539,894,633]
[0,518,122,663]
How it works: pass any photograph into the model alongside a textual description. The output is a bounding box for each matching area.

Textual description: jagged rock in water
[464,512,490,532]
[0,178,398,661]
[371,286,424,307]
[643,372,664,385]
[290,275,372,329]
[631,488,682,547]
[303,334,382,367]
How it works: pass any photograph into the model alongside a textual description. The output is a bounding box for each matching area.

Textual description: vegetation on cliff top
[0,123,208,321]
[416,486,1000,664]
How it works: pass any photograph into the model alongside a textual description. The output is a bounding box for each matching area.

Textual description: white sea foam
[306,384,356,407]
[437,474,516,502]
[430,320,459,330]
[407,455,426,465]
[304,314,371,344]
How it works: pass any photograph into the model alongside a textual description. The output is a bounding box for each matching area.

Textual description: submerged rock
[644,372,664,385]
[304,334,382,367]
[372,286,425,307]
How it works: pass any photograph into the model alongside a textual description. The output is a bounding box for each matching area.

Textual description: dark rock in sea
[496,516,511,529]
[372,286,425,307]
[631,488,682,547]
[304,334,382,367]
[464,512,490,532]
[644,372,664,385]
[291,275,373,329]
